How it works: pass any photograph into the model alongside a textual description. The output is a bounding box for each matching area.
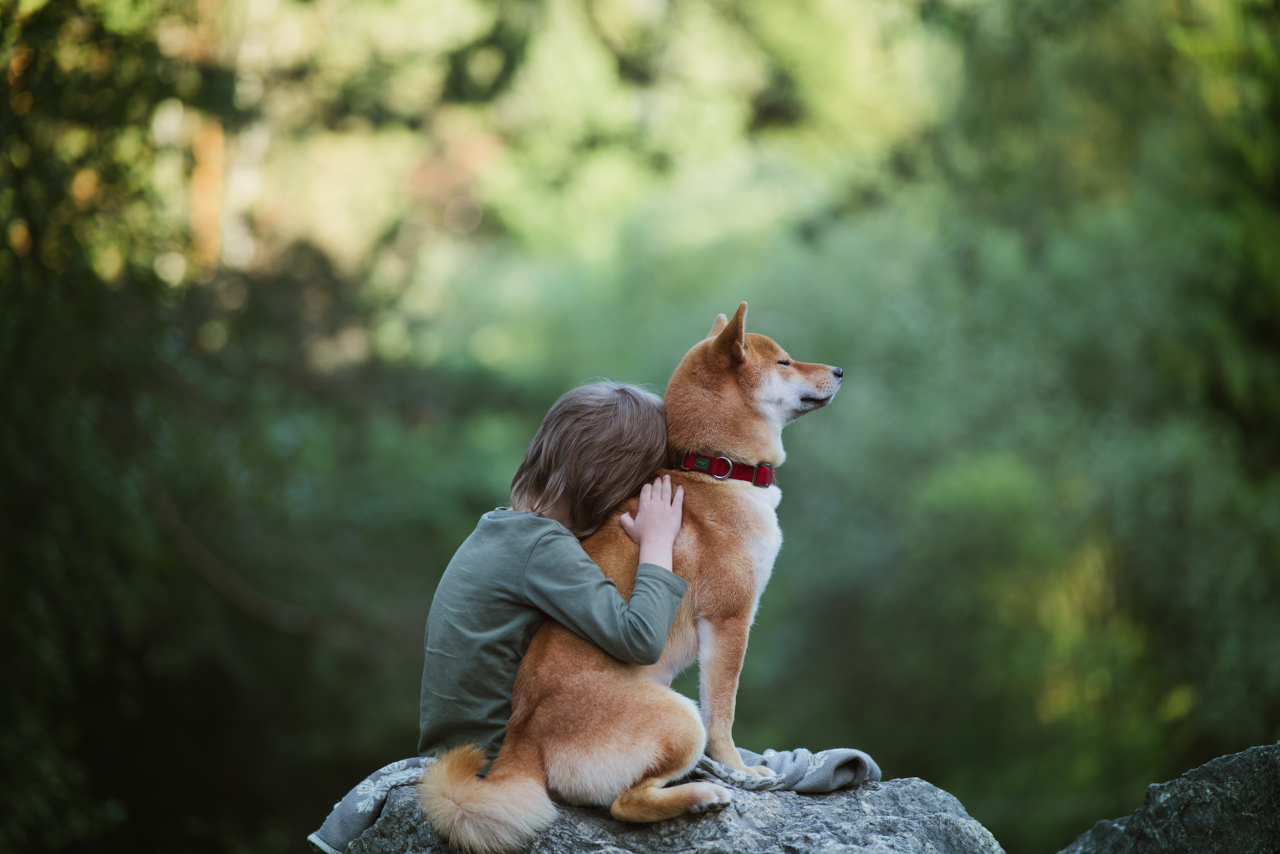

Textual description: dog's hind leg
[541,680,730,822]
[610,777,733,823]
[605,689,732,823]
[603,689,732,822]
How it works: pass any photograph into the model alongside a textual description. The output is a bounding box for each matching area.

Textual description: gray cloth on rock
[308,758,430,854]
[308,746,880,853]
[692,747,881,793]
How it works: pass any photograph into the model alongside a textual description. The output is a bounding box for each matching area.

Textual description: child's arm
[523,476,687,665]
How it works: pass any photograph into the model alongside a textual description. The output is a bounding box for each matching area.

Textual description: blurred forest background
[3,0,1279,851]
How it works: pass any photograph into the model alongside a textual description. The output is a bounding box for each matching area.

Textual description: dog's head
[665,302,842,468]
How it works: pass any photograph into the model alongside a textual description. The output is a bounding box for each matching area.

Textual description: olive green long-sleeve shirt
[417,509,688,761]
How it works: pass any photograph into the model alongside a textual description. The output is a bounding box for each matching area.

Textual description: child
[417,381,688,767]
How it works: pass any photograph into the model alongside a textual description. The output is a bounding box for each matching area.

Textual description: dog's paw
[743,765,776,779]
[687,783,734,814]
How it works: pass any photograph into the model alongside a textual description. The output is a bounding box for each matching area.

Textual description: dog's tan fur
[420,303,842,852]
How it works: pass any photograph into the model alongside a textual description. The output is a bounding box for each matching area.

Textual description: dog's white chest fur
[741,484,783,602]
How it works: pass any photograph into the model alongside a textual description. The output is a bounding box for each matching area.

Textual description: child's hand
[619,475,684,572]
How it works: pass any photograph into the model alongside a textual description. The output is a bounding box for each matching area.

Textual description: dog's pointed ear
[706,314,729,338]
[709,302,747,363]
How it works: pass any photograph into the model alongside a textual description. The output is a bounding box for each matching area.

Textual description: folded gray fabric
[308,746,881,852]
[308,758,429,854]
[693,746,882,793]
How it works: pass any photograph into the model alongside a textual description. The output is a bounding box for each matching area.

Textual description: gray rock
[350,779,1006,854]
[1057,743,1280,854]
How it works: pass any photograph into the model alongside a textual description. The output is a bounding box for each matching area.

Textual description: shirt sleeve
[521,530,688,665]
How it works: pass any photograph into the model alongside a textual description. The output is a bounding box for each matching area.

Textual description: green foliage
[3,0,1280,852]
[1,0,188,847]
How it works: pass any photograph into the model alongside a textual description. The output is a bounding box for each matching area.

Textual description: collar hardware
[711,456,733,480]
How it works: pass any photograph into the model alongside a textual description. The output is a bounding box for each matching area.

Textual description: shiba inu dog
[419,303,842,853]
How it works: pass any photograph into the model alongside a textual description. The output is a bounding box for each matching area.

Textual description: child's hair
[510,381,666,538]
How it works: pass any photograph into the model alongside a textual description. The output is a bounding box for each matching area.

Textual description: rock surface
[1057,743,1280,854]
[351,778,1006,854]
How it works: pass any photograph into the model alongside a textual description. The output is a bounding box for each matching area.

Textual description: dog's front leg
[695,616,773,777]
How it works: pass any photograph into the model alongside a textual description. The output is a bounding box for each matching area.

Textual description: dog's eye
[777,360,791,366]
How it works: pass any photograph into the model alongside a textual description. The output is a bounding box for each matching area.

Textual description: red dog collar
[679,452,776,487]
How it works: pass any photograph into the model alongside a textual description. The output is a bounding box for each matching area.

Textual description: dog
[419,302,842,853]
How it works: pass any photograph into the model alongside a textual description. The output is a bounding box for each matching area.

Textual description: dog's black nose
[833,367,843,379]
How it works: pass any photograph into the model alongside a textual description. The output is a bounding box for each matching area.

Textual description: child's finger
[619,511,639,544]
[672,485,684,513]
[660,474,671,503]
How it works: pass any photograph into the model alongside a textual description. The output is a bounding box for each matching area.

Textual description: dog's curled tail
[418,745,557,854]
